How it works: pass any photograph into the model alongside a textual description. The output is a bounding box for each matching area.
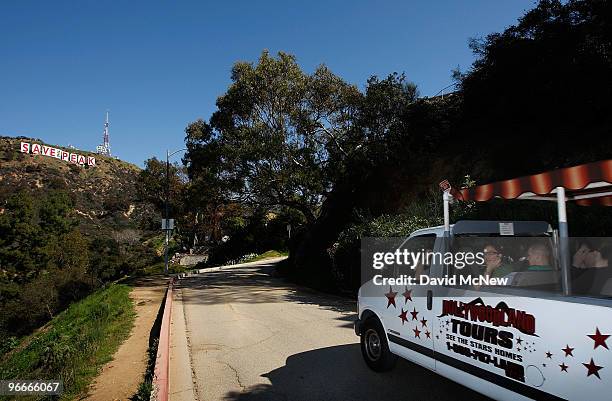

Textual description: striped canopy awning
[454,160,612,206]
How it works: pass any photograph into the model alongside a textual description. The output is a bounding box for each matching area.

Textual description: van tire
[360,317,397,372]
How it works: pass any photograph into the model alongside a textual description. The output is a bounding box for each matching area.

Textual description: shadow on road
[177,262,356,315]
[222,344,491,401]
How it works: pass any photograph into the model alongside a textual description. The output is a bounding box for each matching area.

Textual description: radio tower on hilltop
[96,111,111,156]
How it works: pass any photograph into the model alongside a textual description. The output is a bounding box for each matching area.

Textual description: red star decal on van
[545,351,553,359]
[583,358,603,379]
[410,308,419,321]
[398,309,409,325]
[420,318,428,327]
[588,327,610,350]
[413,327,421,338]
[562,345,574,357]
[385,287,397,308]
[559,363,568,372]
[402,287,412,303]
[425,330,431,339]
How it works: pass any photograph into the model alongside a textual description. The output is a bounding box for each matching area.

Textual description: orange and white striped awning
[453,160,612,206]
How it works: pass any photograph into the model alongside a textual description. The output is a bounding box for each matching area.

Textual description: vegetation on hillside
[0,284,135,401]
[0,137,160,339]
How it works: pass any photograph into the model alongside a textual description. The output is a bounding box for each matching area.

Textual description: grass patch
[131,338,158,401]
[0,284,135,401]
[243,250,288,263]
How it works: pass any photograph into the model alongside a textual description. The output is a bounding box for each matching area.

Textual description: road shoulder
[85,277,166,401]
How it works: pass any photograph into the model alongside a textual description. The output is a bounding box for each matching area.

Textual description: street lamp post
[164,148,187,275]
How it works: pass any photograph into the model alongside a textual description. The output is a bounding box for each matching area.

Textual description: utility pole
[163,148,187,275]
[164,150,170,275]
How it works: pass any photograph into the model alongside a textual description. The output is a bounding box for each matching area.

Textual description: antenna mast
[96,110,112,156]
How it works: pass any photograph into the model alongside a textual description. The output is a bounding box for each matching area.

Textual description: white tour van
[355,160,612,401]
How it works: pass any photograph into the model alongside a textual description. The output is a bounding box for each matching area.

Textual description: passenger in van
[585,243,610,268]
[483,244,514,278]
[572,241,609,269]
[572,241,593,268]
[572,241,611,296]
[526,243,553,271]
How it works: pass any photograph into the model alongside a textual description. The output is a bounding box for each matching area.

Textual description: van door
[383,234,437,370]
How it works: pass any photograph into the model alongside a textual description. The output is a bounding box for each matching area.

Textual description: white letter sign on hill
[20,142,96,167]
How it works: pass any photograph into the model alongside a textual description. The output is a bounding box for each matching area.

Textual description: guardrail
[151,278,175,401]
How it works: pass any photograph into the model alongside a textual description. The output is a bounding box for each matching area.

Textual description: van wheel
[360,317,397,372]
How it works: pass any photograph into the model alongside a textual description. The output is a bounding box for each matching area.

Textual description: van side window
[570,237,612,299]
[446,236,563,294]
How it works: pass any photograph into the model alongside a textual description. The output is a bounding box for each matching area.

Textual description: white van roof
[410,220,552,237]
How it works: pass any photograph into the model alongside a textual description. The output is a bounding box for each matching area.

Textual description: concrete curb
[168,286,198,401]
[151,278,175,401]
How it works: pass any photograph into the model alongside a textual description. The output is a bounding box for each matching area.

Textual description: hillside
[0,136,157,236]
[0,135,160,339]
[0,284,135,401]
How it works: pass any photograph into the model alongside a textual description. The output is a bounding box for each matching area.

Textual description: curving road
[168,258,490,401]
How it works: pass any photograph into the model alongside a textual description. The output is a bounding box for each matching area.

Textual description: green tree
[186,50,363,225]
[0,191,92,335]
[137,157,186,213]
[290,73,457,285]
[183,53,452,283]
[39,191,74,235]
[44,230,89,273]
[0,191,42,279]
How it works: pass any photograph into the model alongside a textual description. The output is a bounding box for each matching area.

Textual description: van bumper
[354,318,362,336]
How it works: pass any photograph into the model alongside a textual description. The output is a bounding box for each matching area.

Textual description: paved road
[169,259,490,401]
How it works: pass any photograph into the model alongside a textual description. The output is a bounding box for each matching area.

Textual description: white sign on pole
[162,219,175,230]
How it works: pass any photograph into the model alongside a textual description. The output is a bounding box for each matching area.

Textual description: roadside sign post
[162,147,186,276]
[162,219,175,275]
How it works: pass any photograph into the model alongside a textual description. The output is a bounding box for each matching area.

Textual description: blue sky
[0,0,537,166]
